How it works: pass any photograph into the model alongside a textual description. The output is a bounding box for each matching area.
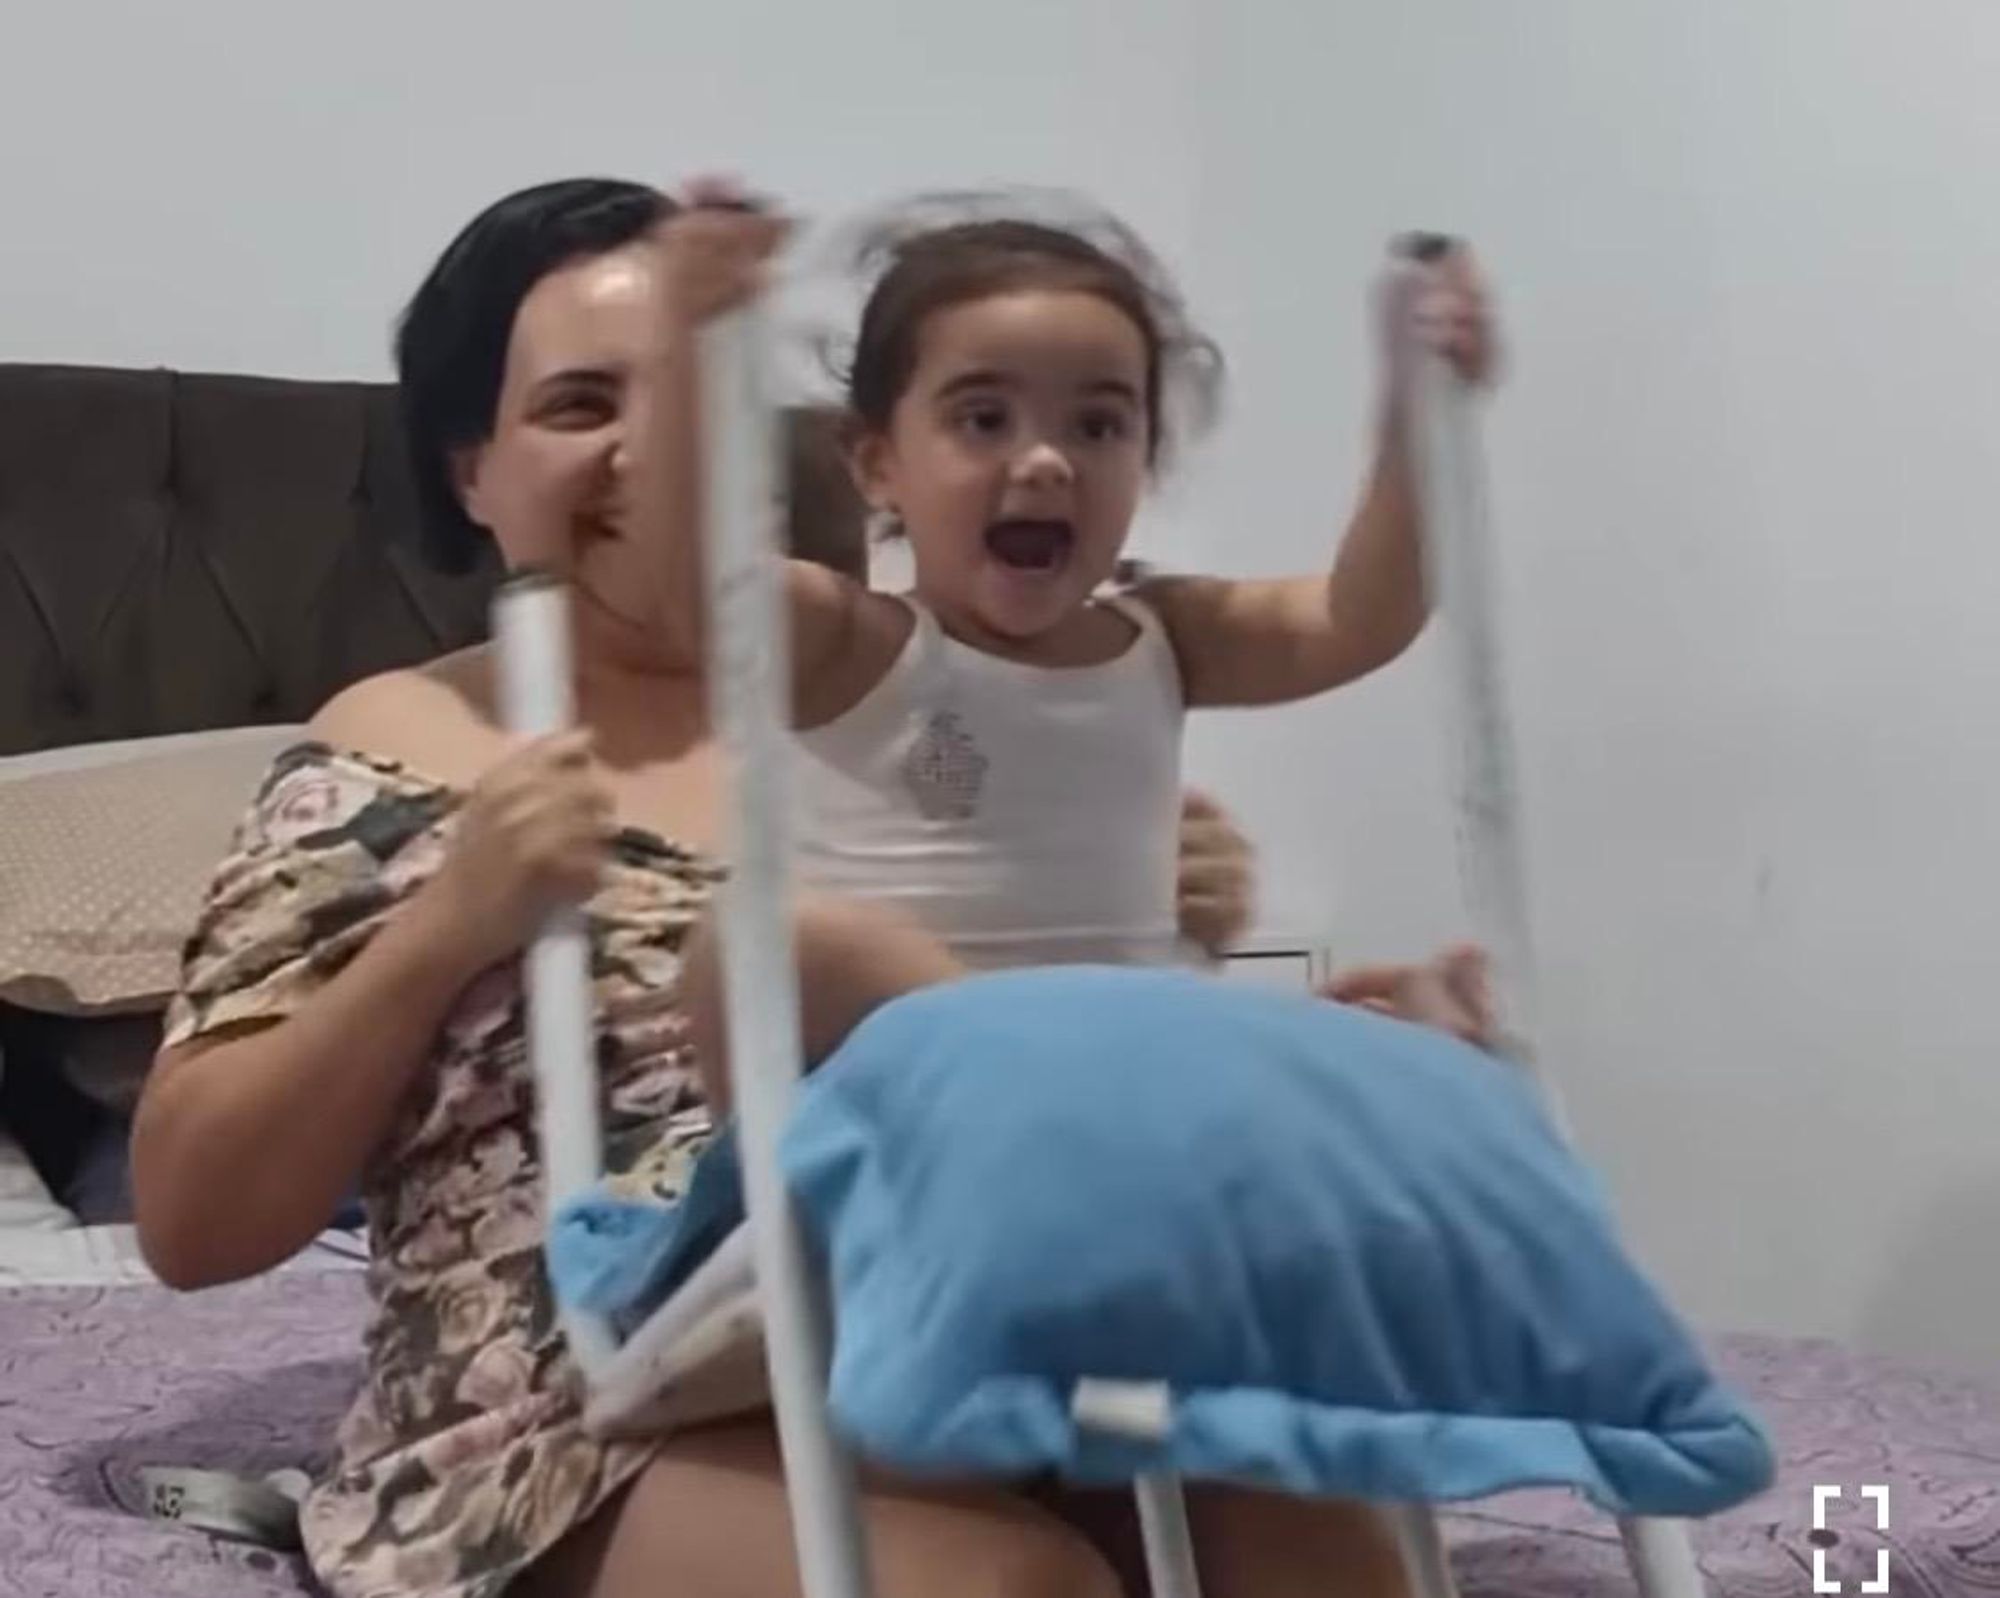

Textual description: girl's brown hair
[835,193,1223,470]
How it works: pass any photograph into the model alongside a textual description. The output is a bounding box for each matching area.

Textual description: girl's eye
[1077,408,1131,444]
[954,401,1010,439]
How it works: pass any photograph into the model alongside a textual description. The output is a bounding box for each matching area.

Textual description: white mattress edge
[0,1222,367,1289]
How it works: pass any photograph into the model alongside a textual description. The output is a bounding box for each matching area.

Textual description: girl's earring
[866,506,904,542]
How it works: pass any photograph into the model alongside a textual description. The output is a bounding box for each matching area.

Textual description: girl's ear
[846,425,896,517]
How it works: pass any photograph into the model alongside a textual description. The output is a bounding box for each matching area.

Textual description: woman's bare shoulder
[308,646,499,782]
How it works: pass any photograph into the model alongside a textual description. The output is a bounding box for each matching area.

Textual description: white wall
[0,0,1199,375]
[6,2,1997,1377]
[1180,1,2000,1379]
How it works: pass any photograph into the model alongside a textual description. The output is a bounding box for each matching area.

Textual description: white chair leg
[1619,1516,1706,1598]
[1404,255,1710,1598]
[699,308,872,1598]
[1134,1474,1203,1598]
[1387,1504,1463,1598]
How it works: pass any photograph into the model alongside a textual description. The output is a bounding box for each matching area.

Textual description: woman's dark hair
[394,177,674,572]
[841,195,1222,471]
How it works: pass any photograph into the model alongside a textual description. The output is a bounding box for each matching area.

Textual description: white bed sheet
[0,1219,367,1289]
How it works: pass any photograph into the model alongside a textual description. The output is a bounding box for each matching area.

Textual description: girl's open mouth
[984,519,1074,571]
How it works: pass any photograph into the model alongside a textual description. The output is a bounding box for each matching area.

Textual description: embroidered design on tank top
[902,710,989,821]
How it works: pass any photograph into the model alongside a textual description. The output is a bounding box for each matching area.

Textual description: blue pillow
[780,965,1774,1516]
[548,1127,747,1337]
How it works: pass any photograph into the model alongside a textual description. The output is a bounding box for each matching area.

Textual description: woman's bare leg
[682,895,966,1117]
[1041,1482,1411,1598]
[1187,1486,1411,1597]
[520,1419,1123,1598]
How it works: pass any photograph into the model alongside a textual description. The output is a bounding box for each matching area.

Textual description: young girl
[652,198,1498,1106]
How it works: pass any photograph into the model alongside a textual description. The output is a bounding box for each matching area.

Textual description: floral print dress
[162,744,721,1598]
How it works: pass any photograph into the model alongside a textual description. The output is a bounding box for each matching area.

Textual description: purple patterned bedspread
[2,1270,1996,1598]
[1450,1335,2000,1597]
[1,1271,365,1598]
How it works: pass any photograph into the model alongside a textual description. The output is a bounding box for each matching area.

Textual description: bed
[2,361,1997,1597]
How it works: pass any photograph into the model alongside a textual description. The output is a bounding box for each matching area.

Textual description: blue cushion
[547,1129,746,1337]
[780,965,1774,1515]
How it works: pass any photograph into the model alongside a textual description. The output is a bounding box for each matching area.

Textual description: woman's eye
[543,393,614,428]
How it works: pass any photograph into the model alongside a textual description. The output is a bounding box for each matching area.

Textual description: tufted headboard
[0,363,866,757]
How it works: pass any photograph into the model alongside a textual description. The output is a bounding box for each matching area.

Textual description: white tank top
[795,594,1187,969]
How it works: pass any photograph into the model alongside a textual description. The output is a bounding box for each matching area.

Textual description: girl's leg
[682,895,965,1116]
[520,1418,1124,1598]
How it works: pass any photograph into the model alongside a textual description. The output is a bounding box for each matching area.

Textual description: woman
[133,177,1488,1598]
